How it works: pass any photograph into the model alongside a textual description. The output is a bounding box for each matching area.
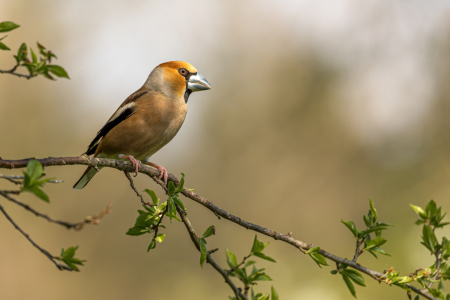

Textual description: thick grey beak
[187,72,211,91]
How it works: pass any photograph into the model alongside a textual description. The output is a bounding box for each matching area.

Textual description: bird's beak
[187,72,211,91]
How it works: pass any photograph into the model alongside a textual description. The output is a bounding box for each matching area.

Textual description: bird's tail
[73,166,103,190]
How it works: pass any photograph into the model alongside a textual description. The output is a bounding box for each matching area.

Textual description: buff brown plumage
[73,61,211,189]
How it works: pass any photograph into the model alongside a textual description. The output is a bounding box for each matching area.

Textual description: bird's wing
[85,90,148,155]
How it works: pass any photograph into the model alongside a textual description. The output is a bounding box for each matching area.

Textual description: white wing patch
[109,102,136,123]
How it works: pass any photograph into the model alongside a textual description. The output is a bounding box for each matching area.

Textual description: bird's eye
[179,68,188,76]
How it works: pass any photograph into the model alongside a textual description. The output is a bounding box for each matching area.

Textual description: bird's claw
[122,155,141,176]
[156,165,168,186]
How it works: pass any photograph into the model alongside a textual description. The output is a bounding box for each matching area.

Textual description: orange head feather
[144,61,210,101]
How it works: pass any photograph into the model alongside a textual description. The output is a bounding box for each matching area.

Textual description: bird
[73,61,211,190]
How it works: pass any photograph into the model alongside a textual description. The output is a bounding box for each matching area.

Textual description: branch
[0,190,112,230]
[175,204,247,300]
[0,203,72,271]
[0,65,34,79]
[0,156,436,300]
[123,171,151,206]
[352,236,366,262]
[0,174,63,184]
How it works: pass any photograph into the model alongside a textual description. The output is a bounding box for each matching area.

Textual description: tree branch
[0,67,34,79]
[0,202,73,271]
[175,204,247,300]
[0,190,112,230]
[0,156,436,300]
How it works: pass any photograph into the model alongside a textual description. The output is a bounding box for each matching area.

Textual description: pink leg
[146,162,168,185]
[119,155,141,176]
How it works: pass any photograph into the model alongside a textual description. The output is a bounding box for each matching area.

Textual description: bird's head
[145,61,211,103]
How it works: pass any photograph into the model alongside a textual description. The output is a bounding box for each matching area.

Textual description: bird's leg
[146,162,168,186]
[118,154,141,176]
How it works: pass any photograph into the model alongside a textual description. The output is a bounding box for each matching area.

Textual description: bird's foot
[120,154,141,176]
[146,162,168,186]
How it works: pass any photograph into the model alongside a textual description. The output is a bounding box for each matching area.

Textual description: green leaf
[156,234,165,243]
[342,274,357,298]
[168,181,176,195]
[331,270,339,275]
[341,220,359,237]
[425,200,437,217]
[363,215,371,227]
[144,189,159,205]
[376,222,393,227]
[28,186,49,202]
[369,199,377,222]
[342,269,366,287]
[253,274,272,281]
[363,237,387,251]
[126,226,149,236]
[359,226,388,236]
[175,173,185,193]
[410,204,427,219]
[307,246,321,254]
[172,196,186,212]
[254,294,270,300]
[251,235,266,253]
[244,260,257,268]
[17,42,27,61]
[134,212,155,227]
[226,249,238,268]
[308,252,328,268]
[30,47,37,63]
[253,251,276,262]
[396,276,413,284]
[60,246,84,271]
[0,42,10,51]
[25,159,43,184]
[0,22,20,33]
[202,225,215,239]
[61,246,76,259]
[370,247,390,256]
[147,239,156,252]
[45,65,69,79]
[271,286,279,300]
[421,225,437,253]
[167,198,175,222]
[199,238,207,268]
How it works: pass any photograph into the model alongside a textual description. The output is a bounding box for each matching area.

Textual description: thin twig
[153,205,168,240]
[0,156,436,300]
[0,190,112,230]
[0,174,63,185]
[0,203,72,271]
[0,174,22,185]
[0,65,34,79]
[175,204,247,300]
[428,249,442,288]
[123,171,151,206]
[228,253,252,275]
[352,236,366,262]
[2,190,21,194]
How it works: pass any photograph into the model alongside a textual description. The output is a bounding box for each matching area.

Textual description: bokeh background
[1,1,450,299]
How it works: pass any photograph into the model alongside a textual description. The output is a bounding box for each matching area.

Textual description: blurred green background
[1,1,450,299]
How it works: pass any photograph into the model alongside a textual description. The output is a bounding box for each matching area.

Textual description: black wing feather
[84,90,148,155]
[85,107,136,155]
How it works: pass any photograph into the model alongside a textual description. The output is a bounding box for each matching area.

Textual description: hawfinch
[73,61,211,190]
